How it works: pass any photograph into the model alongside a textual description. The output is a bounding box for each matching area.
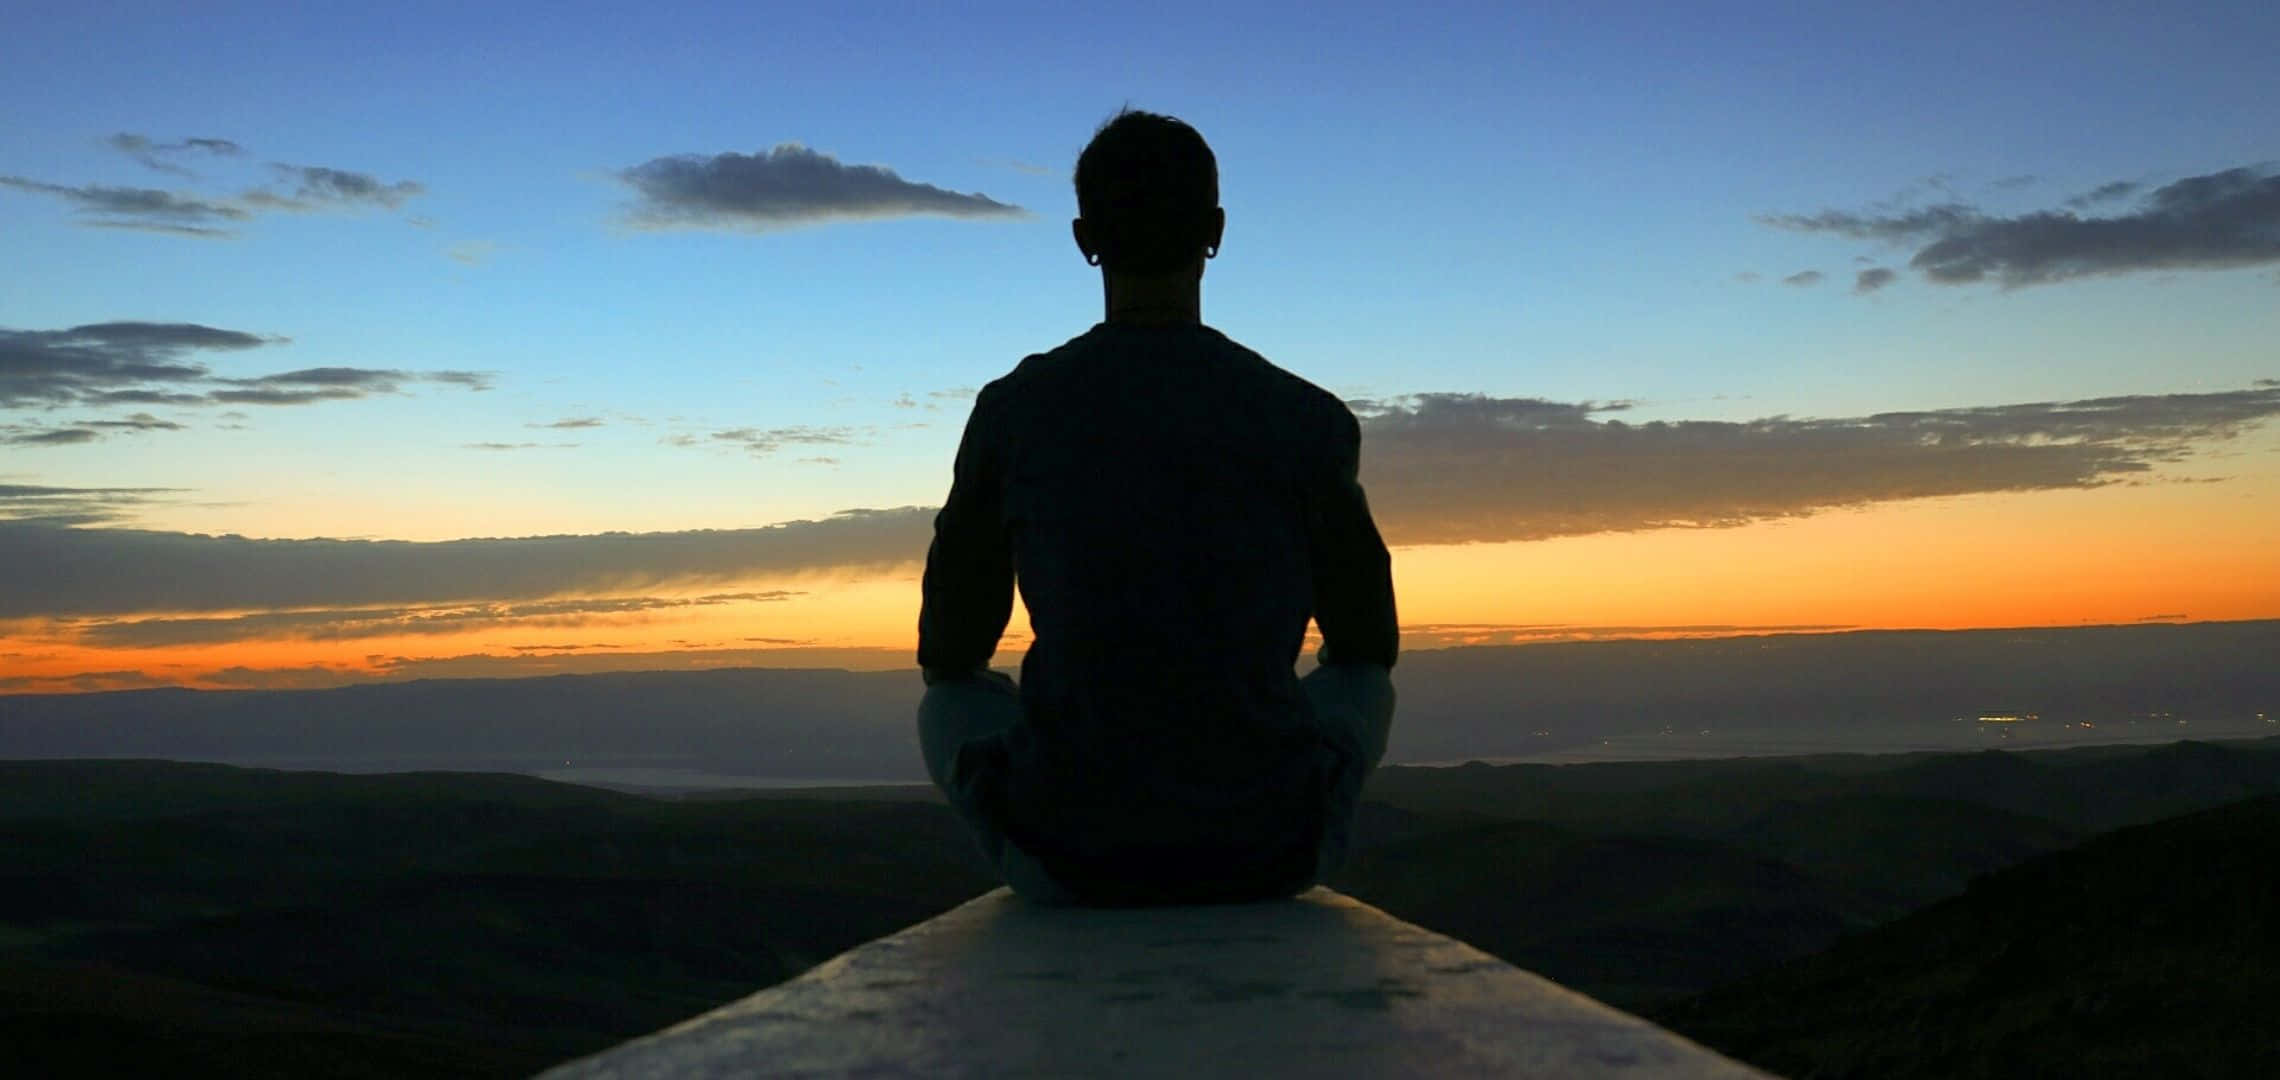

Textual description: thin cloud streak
[55,591,804,648]
[0,175,251,224]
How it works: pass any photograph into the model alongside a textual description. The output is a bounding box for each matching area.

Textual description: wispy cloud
[3,428,100,447]
[1,321,489,416]
[619,143,1027,230]
[0,175,249,226]
[1855,267,1897,294]
[1397,622,1857,649]
[3,135,426,236]
[242,164,425,212]
[1,411,185,447]
[530,416,604,429]
[54,590,803,648]
[1762,163,2280,288]
[698,425,860,456]
[105,132,245,176]
[0,483,178,527]
[2063,180,2140,209]
[1781,269,1823,287]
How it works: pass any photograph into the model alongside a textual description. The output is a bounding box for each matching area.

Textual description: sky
[3,1,2277,693]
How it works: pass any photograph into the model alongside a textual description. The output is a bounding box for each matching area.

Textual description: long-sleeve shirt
[917,320,1397,899]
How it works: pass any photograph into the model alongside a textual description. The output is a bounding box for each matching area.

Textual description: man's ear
[1205,207,1226,256]
[1072,218,1098,264]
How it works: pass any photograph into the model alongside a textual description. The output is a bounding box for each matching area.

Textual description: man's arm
[917,385,1015,683]
[1308,405,1399,668]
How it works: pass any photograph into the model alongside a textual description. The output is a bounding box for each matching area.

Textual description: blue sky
[3,1,2277,689]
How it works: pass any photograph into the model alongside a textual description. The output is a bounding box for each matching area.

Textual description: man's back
[919,320,1396,902]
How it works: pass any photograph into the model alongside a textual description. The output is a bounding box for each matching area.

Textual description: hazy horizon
[8,620,2272,788]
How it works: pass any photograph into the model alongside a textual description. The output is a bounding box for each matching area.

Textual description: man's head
[1072,109,1224,277]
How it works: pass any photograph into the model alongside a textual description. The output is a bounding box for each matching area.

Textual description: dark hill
[1655,795,2280,1079]
[1,761,998,1077]
[1331,820,1886,1008]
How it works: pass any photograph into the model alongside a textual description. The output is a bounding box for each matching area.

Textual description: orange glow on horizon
[5,474,2276,694]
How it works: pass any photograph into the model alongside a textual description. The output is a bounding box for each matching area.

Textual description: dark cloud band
[0,507,934,618]
[1350,384,2280,545]
[5,381,2276,621]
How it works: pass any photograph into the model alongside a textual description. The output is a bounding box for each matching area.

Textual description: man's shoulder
[988,325,1349,419]
[975,328,1100,403]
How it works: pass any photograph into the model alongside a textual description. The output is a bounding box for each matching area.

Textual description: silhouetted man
[917,109,1398,906]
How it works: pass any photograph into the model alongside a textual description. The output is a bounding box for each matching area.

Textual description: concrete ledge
[540,887,1773,1079]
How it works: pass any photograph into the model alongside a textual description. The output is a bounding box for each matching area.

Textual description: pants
[917,663,1396,905]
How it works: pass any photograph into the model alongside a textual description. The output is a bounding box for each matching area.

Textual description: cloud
[1855,267,1898,294]
[0,411,184,447]
[426,370,494,390]
[619,143,1027,230]
[1397,622,1857,649]
[531,416,604,429]
[0,483,176,526]
[107,132,244,176]
[2,321,487,410]
[1991,174,2039,190]
[1346,383,2280,546]
[4,428,99,446]
[1761,164,2280,287]
[244,164,425,211]
[2064,180,2140,209]
[1781,269,1823,286]
[0,175,250,226]
[0,506,936,618]
[81,220,236,238]
[53,590,804,649]
[1731,271,1761,284]
[0,668,174,693]
[9,381,2277,620]
[1762,204,1978,243]
[84,412,185,431]
[6,141,426,235]
[702,425,860,456]
[1,321,275,407]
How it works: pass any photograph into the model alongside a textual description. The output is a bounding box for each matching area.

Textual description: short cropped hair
[1074,109,1219,275]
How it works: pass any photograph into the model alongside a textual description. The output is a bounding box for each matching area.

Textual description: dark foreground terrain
[5,738,2278,1077]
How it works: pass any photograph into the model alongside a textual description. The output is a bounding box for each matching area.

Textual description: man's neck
[1100,269,1203,326]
